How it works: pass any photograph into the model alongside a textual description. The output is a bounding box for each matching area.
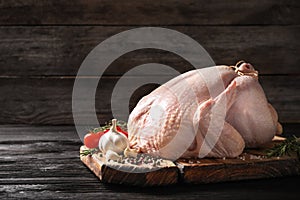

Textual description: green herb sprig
[266,135,300,159]
[80,148,98,156]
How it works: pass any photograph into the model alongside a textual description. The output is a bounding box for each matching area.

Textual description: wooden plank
[179,154,300,184]
[176,158,227,183]
[0,75,298,125]
[0,0,299,25]
[0,26,299,76]
[1,176,298,200]
[0,124,299,142]
[0,125,299,199]
[259,76,300,123]
[178,137,300,184]
[0,127,96,183]
[80,147,179,186]
[0,126,92,181]
[79,137,300,186]
[0,126,77,141]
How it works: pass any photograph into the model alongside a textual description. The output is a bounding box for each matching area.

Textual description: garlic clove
[124,147,138,158]
[105,149,121,161]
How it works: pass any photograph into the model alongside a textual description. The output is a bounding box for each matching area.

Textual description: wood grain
[80,137,300,186]
[0,0,299,25]
[178,154,300,184]
[0,0,299,197]
[0,26,299,76]
[0,75,298,125]
[0,125,299,199]
[80,147,179,186]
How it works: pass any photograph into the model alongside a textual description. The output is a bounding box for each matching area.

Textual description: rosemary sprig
[266,135,300,159]
[80,148,98,156]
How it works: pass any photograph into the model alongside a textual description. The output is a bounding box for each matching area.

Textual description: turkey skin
[128,62,282,159]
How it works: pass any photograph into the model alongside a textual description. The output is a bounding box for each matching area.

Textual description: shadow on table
[102,176,300,197]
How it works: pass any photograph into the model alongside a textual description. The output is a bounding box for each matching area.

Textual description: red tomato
[84,130,107,148]
[84,132,100,148]
[116,126,128,137]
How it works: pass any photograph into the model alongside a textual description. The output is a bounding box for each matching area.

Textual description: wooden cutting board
[80,137,300,186]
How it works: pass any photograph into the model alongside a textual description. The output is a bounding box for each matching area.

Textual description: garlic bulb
[98,119,128,155]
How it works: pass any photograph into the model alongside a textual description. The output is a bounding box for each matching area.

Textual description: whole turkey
[128,61,282,160]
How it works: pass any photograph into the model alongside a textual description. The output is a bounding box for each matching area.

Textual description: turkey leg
[183,80,245,158]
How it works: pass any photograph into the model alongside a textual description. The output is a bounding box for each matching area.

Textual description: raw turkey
[128,61,282,159]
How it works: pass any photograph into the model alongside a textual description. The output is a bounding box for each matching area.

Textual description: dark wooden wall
[0,0,299,125]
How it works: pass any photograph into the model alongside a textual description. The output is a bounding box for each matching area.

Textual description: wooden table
[1,124,299,200]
